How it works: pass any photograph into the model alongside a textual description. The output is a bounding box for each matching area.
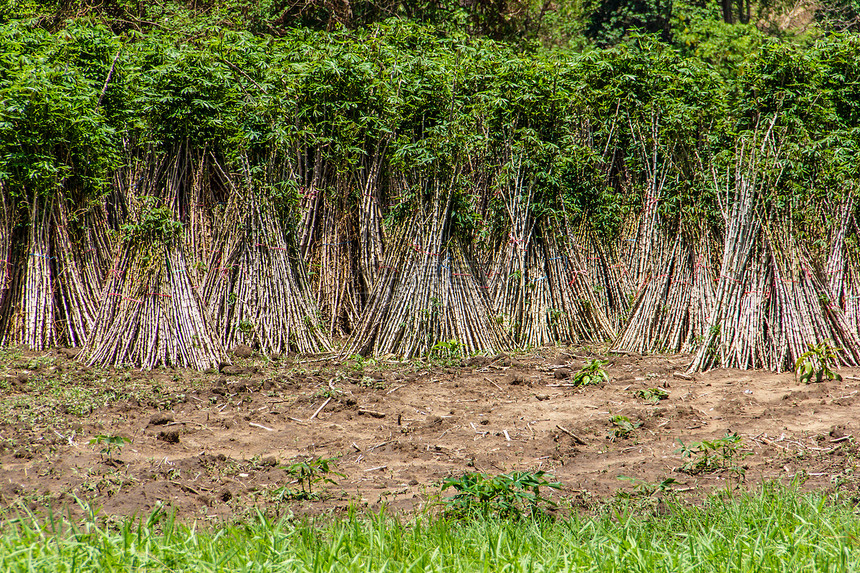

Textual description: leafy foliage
[634,387,669,403]
[441,470,561,518]
[121,196,183,244]
[795,343,843,384]
[89,434,129,463]
[0,21,119,200]
[677,432,750,478]
[572,359,610,386]
[275,456,344,501]
[609,414,641,440]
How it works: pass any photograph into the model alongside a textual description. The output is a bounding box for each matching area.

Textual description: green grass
[2,485,860,571]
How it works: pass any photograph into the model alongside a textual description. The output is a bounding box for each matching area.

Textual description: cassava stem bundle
[344,179,512,358]
[203,157,332,355]
[83,195,227,370]
[0,191,108,349]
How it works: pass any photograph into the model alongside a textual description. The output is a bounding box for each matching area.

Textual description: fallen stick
[364,465,387,472]
[485,377,504,391]
[309,397,332,420]
[556,424,587,445]
[503,430,511,441]
[249,422,275,432]
[170,481,201,495]
[359,409,386,419]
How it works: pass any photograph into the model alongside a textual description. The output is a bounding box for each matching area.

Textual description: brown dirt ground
[2,345,860,524]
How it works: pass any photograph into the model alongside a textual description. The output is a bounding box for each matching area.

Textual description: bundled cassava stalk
[344,180,512,358]
[0,193,54,349]
[761,225,860,370]
[114,143,227,285]
[690,129,860,372]
[611,120,716,356]
[83,195,227,370]
[307,190,363,337]
[835,248,860,339]
[51,197,111,347]
[203,157,332,355]
[0,190,109,350]
[612,232,716,354]
[689,137,767,372]
[703,222,860,372]
[824,194,860,337]
[487,155,615,347]
[356,137,389,295]
[184,148,231,285]
[489,222,616,347]
[291,148,369,337]
[528,229,617,346]
[575,223,634,331]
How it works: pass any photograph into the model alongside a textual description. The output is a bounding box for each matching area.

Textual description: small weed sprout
[609,415,641,441]
[312,387,342,400]
[356,376,385,390]
[440,471,561,519]
[274,456,344,501]
[89,434,129,464]
[617,476,677,497]
[676,432,750,479]
[634,387,669,404]
[795,343,842,384]
[572,360,609,386]
[430,339,464,360]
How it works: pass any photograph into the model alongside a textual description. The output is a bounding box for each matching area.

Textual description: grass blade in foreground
[2,486,860,572]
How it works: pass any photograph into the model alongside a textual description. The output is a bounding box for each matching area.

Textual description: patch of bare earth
[2,347,860,524]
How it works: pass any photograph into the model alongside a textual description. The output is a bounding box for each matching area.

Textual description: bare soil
[2,346,860,524]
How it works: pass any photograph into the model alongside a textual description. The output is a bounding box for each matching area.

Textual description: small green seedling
[356,375,385,390]
[676,432,750,479]
[441,470,561,519]
[609,415,641,440]
[275,456,344,501]
[795,343,842,384]
[430,339,464,360]
[617,475,677,497]
[90,434,129,464]
[634,387,669,404]
[572,359,609,386]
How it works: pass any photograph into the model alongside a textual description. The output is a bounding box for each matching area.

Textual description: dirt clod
[149,412,174,426]
[221,365,246,376]
[831,425,848,439]
[233,345,254,359]
[508,373,527,385]
[554,368,571,380]
[156,430,180,444]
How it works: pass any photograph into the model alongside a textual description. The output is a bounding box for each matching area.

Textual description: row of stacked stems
[1,23,859,371]
[2,123,859,373]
